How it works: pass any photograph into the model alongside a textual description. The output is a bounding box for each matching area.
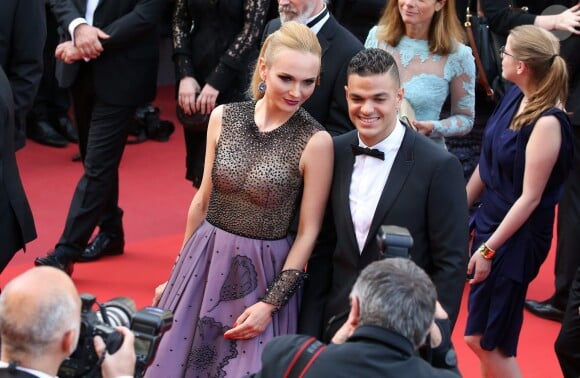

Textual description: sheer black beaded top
[206,101,324,240]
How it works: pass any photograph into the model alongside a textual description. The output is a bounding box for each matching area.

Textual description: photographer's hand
[94,326,136,378]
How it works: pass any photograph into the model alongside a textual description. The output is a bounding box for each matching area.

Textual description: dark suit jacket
[50,0,165,106]
[300,127,469,339]
[0,66,36,271]
[0,368,40,378]
[249,326,459,378]
[561,34,579,128]
[263,15,362,136]
[0,0,46,149]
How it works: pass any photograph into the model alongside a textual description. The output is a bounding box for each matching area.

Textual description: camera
[58,293,173,378]
[129,105,175,143]
[376,225,413,259]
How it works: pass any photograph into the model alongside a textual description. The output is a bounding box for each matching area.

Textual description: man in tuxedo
[34,0,165,273]
[0,67,37,274]
[299,49,468,368]
[0,266,135,378]
[263,0,362,135]
[0,0,46,150]
[250,259,459,378]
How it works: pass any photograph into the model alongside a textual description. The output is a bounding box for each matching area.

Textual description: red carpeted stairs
[1,86,564,377]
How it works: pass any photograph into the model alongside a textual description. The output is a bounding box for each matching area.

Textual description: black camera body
[58,293,172,378]
[376,225,414,259]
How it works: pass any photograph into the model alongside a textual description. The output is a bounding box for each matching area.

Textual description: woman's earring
[258,81,266,94]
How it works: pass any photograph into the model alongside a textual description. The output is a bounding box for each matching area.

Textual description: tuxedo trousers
[552,133,580,309]
[0,193,23,272]
[555,267,580,377]
[56,63,133,258]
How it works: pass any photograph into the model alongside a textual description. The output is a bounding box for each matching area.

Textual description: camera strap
[283,337,326,378]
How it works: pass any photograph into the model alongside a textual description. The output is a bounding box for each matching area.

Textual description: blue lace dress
[365,26,476,147]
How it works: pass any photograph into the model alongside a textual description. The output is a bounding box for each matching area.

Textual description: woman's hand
[467,251,492,284]
[196,84,220,115]
[223,302,276,340]
[178,77,201,115]
[411,120,435,136]
[152,281,168,306]
[55,41,83,64]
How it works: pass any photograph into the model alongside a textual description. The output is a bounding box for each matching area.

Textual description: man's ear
[348,296,361,327]
[396,87,404,109]
[62,328,79,356]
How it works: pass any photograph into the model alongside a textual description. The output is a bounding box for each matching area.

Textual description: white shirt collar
[305,6,329,34]
[357,119,406,152]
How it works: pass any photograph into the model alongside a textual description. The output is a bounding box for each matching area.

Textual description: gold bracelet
[478,243,496,260]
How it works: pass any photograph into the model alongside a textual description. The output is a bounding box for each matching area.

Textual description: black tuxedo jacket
[300,127,469,339]
[249,326,459,378]
[50,0,165,106]
[0,66,36,270]
[263,15,362,135]
[0,0,46,149]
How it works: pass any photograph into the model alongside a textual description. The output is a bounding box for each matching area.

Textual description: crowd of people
[1,0,579,377]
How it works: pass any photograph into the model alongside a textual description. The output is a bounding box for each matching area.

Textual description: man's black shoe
[78,233,124,262]
[524,299,564,322]
[27,120,69,147]
[34,252,74,276]
[56,115,79,142]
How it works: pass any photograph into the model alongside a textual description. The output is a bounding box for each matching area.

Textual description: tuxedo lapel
[334,133,359,253]
[362,127,416,253]
[317,23,332,59]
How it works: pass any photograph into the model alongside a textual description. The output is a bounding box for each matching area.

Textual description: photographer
[0,267,135,378]
[249,258,459,377]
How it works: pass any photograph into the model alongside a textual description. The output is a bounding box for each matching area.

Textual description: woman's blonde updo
[249,21,322,100]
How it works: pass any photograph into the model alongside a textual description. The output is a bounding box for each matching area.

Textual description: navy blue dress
[465,85,574,356]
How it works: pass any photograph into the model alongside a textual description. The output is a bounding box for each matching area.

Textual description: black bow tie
[351,144,385,160]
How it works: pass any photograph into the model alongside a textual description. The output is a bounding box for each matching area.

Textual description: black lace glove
[261,269,308,313]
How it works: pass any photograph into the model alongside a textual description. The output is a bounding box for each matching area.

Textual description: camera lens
[96,297,136,327]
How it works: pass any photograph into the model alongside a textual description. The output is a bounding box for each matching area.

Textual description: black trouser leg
[57,69,133,258]
[555,267,580,377]
[552,136,580,309]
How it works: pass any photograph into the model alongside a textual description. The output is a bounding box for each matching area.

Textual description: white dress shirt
[69,0,99,40]
[349,121,405,253]
[304,6,330,35]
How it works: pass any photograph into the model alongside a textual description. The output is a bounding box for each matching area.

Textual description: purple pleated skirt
[146,220,298,378]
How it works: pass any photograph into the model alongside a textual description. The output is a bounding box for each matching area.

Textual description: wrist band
[261,269,308,313]
[478,243,496,260]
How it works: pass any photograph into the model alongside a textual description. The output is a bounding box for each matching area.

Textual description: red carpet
[1,85,564,377]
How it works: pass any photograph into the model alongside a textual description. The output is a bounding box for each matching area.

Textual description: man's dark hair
[347,48,400,86]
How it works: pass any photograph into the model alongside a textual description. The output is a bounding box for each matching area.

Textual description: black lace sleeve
[205,0,270,92]
[172,0,195,80]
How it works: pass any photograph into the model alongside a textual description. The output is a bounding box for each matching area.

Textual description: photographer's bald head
[0,267,81,377]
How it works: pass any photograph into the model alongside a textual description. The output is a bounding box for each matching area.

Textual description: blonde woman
[365,0,475,147]
[465,25,574,377]
[148,22,333,377]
